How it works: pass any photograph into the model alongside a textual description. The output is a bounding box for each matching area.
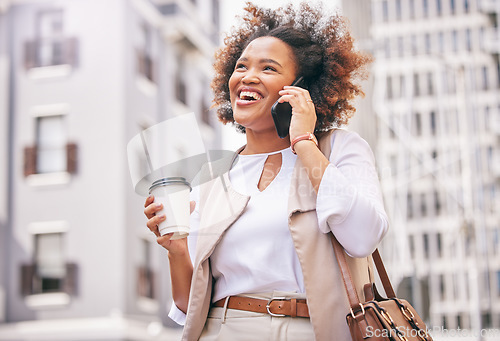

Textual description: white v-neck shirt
[210,147,304,302]
[168,129,389,325]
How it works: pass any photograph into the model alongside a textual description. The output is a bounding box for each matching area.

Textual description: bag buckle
[350,303,365,318]
[266,297,286,317]
[401,305,415,321]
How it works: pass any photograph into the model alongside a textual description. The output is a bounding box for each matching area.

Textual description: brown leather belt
[212,296,310,318]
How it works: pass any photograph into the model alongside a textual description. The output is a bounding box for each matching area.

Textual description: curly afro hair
[211,1,372,135]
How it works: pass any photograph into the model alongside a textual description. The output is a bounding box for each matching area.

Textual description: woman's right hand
[144,196,196,255]
[145,196,195,313]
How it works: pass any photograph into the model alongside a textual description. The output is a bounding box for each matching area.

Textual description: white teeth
[239,91,262,100]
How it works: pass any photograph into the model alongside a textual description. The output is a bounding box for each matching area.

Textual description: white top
[211,147,304,302]
[168,129,389,325]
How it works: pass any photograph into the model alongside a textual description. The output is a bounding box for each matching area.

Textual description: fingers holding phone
[273,77,317,141]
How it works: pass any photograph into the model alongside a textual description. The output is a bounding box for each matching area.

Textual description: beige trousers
[198,292,315,341]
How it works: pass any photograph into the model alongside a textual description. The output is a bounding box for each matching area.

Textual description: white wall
[0,51,7,326]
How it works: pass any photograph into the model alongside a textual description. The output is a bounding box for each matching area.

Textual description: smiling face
[228,36,298,134]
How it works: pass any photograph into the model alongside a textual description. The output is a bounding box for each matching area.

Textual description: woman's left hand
[278,85,317,141]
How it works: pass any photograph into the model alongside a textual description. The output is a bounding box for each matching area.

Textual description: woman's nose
[241,70,259,84]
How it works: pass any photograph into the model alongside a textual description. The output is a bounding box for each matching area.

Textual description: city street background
[0,0,499,340]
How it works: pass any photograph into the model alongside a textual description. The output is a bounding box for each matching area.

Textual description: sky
[217,0,342,150]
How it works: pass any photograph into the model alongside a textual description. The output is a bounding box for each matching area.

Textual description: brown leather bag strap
[372,249,396,298]
[330,234,397,307]
[330,234,361,308]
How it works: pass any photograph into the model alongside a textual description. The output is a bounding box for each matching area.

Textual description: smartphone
[271,76,306,138]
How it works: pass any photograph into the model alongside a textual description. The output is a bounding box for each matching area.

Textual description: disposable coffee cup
[149,177,191,240]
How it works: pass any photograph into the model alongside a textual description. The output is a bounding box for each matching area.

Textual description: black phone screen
[271,77,306,138]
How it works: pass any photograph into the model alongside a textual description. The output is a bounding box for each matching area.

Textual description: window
[212,0,220,28]
[425,33,431,54]
[396,0,402,20]
[23,112,77,177]
[442,315,448,329]
[496,57,500,87]
[409,234,415,258]
[21,231,78,297]
[37,9,63,66]
[481,312,492,329]
[452,273,459,298]
[386,76,393,99]
[136,24,155,83]
[414,112,422,135]
[451,0,456,14]
[24,9,78,69]
[430,111,437,135]
[423,0,429,17]
[434,191,441,215]
[486,145,493,172]
[413,73,420,96]
[480,26,485,50]
[493,228,500,254]
[466,28,472,51]
[497,271,500,296]
[35,233,65,292]
[384,38,391,58]
[411,35,417,56]
[420,193,427,216]
[427,72,434,95]
[481,65,489,90]
[399,75,405,97]
[484,106,490,132]
[175,56,187,104]
[452,30,458,51]
[36,115,66,174]
[423,233,430,258]
[409,0,415,19]
[382,0,389,22]
[464,0,469,13]
[437,0,442,15]
[137,239,155,300]
[438,31,444,54]
[439,274,445,300]
[437,233,443,257]
[397,36,404,57]
[407,193,414,218]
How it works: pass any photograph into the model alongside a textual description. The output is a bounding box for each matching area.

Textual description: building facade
[0,0,221,339]
[344,0,500,339]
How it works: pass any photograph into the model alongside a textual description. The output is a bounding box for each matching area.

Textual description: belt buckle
[266,297,286,317]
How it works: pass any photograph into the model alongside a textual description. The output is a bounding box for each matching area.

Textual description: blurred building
[344,0,500,338]
[0,0,221,340]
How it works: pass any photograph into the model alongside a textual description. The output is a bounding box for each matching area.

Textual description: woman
[144,2,388,340]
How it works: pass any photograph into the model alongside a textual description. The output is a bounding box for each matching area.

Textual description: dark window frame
[21,263,78,296]
[24,142,78,177]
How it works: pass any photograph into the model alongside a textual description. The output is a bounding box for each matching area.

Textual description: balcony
[20,262,78,308]
[478,0,500,13]
[156,1,216,54]
[24,142,77,177]
[24,37,78,78]
[483,27,500,54]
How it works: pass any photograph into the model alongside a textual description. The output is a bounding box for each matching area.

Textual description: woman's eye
[264,66,277,72]
[235,63,247,70]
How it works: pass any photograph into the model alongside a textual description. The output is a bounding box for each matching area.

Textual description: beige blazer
[181,130,373,341]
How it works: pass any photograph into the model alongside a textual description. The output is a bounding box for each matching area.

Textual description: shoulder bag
[330,235,433,341]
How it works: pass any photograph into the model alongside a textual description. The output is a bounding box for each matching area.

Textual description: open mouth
[239,91,263,102]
